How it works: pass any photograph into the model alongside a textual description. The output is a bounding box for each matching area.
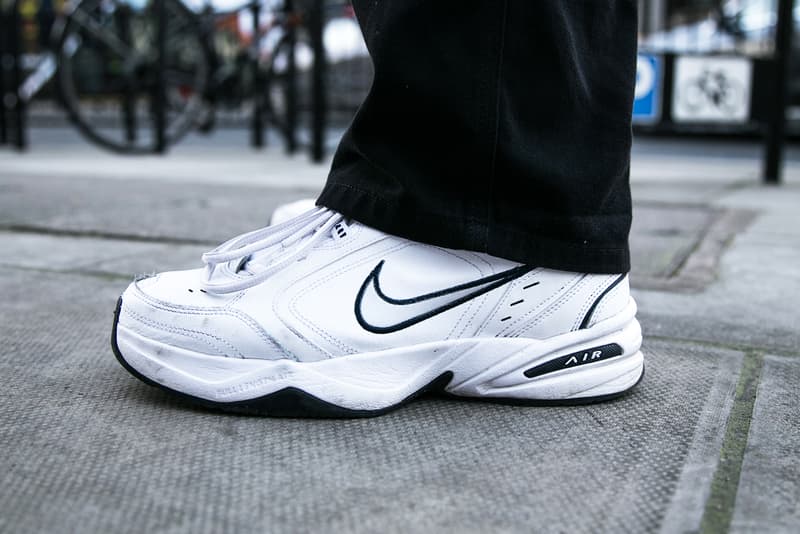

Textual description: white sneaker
[112,208,644,416]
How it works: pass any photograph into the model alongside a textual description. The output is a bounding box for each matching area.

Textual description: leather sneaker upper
[118,208,630,363]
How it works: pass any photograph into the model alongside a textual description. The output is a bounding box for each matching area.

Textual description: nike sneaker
[111,207,644,416]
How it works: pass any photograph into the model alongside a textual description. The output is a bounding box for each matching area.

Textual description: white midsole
[116,300,644,410]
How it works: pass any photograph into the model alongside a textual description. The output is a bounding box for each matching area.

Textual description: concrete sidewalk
[0,131,798,533]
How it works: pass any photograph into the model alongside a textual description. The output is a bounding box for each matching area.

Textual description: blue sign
[633,54,662,124]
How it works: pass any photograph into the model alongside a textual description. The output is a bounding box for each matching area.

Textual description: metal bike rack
[309,0,326,163]
[250,0,264,148]
[0,4,7,146]
[763,0,795,184]
[153,0,167,153]
[284,0,298,154]
[116,5,137,146]
[0,0,26,150]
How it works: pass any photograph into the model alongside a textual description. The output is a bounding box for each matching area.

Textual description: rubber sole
[111,298,644,417]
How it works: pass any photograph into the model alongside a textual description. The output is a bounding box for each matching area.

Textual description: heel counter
[580,274,629,329]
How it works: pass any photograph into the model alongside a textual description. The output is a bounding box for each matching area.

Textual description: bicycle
[52,0,322,154]
[681,68,743,117]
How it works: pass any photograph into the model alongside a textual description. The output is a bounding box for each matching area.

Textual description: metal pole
[0,6,8,145]
[116,6,137,145]
[250,0,264,148]
[309,0,325,162]
[763,0,795,184]
[647,0,666,35]
[284,0,297,154]
[153,0,167,153]
[10,0,25,150]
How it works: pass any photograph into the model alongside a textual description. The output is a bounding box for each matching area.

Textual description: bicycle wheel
[56,0,211,153]
[682,79,706,113]
[261,8,370,150]
[262,27,310,148]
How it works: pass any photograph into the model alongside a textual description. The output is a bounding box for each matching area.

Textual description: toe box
[117,269,289,360]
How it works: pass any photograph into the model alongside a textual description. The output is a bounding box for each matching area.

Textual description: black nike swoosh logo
[354,260,535,334]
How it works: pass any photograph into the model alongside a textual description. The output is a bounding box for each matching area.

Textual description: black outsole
[111,297,644,418]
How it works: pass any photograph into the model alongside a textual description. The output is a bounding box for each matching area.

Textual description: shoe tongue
[235,242,282,273]
[237,218,350,274]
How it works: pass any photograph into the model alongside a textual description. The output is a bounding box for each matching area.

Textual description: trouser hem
[317,179,630,274]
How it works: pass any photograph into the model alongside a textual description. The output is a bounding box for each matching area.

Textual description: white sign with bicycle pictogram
[672,56,752,123]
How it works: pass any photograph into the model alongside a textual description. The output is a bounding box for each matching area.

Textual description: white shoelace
[200,207,344,294]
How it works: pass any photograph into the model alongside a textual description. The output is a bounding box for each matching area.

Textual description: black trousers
[318,1,638,273]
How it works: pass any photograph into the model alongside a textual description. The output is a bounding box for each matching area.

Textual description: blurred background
[1,0,800,175]
[1,0,370,156]
[2,4,799,532]
[2,0,799,287]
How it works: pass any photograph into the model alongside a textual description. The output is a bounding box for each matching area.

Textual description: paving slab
[8,171,791,354]
[631,181,749,206]
[0,128,332,189]
[731,355,800,534]
[0,265,744,534]
[634,184,800,354]
[2,135,797,533]
[1,174,727,286]
[0,175,315,244]
[630,203,717,279]
[0,231,206,279]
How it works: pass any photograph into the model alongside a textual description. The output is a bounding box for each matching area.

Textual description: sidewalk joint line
[0,224,217,246]
[698,350,764,534]
[0,264,138,282]
[644,334,800,359]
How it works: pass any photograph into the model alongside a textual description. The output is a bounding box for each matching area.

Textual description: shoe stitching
[452,293,490,340]
[277,237,400,355]
[589,282,625,328]
[132,286,285,356]
[505,275,590,338]
[123,304,245,359]
[428,248,488,340]
[287,241,409,355]
[570,276,614,331]
[530,277,592,333]
[475,269,547,334]
[435,245,509,339]
[493,273,584,336]
[291,241,489,348]
[448,253,502,338]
